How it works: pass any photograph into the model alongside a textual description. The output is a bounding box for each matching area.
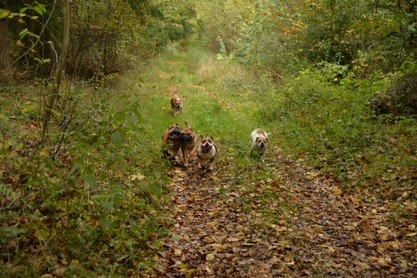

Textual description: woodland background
[1,0,416,276]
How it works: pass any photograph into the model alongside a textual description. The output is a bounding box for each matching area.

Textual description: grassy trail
[128,45,265,150]
[127,45,416,277]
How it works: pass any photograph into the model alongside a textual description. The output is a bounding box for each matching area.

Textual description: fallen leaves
[155,159,299,277]
[155,149,417,277]
[376,255,392,268]
[205,253,215,262]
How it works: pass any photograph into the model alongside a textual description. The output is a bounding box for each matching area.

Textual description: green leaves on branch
[0,9,11,19]
[0,2,46,20]
[18,28,39,40]
[20,2,47,16]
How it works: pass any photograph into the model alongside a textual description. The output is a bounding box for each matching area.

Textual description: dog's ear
[209,136,214,140]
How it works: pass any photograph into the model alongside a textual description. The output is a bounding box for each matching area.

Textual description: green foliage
[199,0,417,79]
[195,0,253,52]
[0,2,46,20]
[0,183,18,202]
[234,0,303,76]
[299,0,365,64]
[67,0,197,77]
[3,0,197,79]
[295,0,417,72]
[259,66,417,194]
[0,72,171,276]
[68,0,139,77]
[0,1,50,72]
[261,68,370,155]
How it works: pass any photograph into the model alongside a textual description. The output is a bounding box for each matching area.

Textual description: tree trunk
[0,1,9,77]
[41,0,71,145]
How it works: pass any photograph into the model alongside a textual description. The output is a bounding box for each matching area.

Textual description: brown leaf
[377,256,392,267]
[355,261,371,270]
[206,253,215,262]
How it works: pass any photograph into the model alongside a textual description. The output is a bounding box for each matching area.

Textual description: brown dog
[197,136,218,171]
[180,121,198,167]
[162,124,182,161]
[169,87,182,116]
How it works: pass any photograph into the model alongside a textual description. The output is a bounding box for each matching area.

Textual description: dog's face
[255,137,268,149]
[167,124,181,140]
[180,126,197,167]
[180,127,195,144]
[163,124,182,142]
[162,124,183,160]
[171,95,182,110]
[199,136,214,152]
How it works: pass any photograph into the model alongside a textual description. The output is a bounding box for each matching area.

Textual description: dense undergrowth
[1,42,417,276]
[1,74,171,275]
[261,66,417,204]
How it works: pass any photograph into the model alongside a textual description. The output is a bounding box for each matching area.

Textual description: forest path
[139,46,417,277]
[155,154,416,277]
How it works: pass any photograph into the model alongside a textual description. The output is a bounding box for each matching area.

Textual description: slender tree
[0,0,9,75]
[41,0,71,145]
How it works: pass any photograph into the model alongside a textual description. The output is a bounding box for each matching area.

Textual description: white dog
[250,128,269,158]
[197,136,218,171]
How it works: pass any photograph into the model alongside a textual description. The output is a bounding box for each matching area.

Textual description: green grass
[132,42,274,150]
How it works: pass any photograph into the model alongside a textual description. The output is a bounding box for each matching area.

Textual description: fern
[0,183,17,200]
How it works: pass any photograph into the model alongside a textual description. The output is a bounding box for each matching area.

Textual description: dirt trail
[155,148,416,277]
[156,155,290,277]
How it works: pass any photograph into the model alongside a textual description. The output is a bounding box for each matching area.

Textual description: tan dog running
[250,128,269,158]
[162,124,182,161]
[197,136,218,171]
[169,86,182,116]
[180,121,198,167]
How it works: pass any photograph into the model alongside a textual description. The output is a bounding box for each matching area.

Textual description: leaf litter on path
[154,148,417,277]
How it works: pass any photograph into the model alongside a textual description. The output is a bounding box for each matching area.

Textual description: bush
[370,72,417,117]
[258,67,372,182]
[0,80,169,276]
[258,65,417,197]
